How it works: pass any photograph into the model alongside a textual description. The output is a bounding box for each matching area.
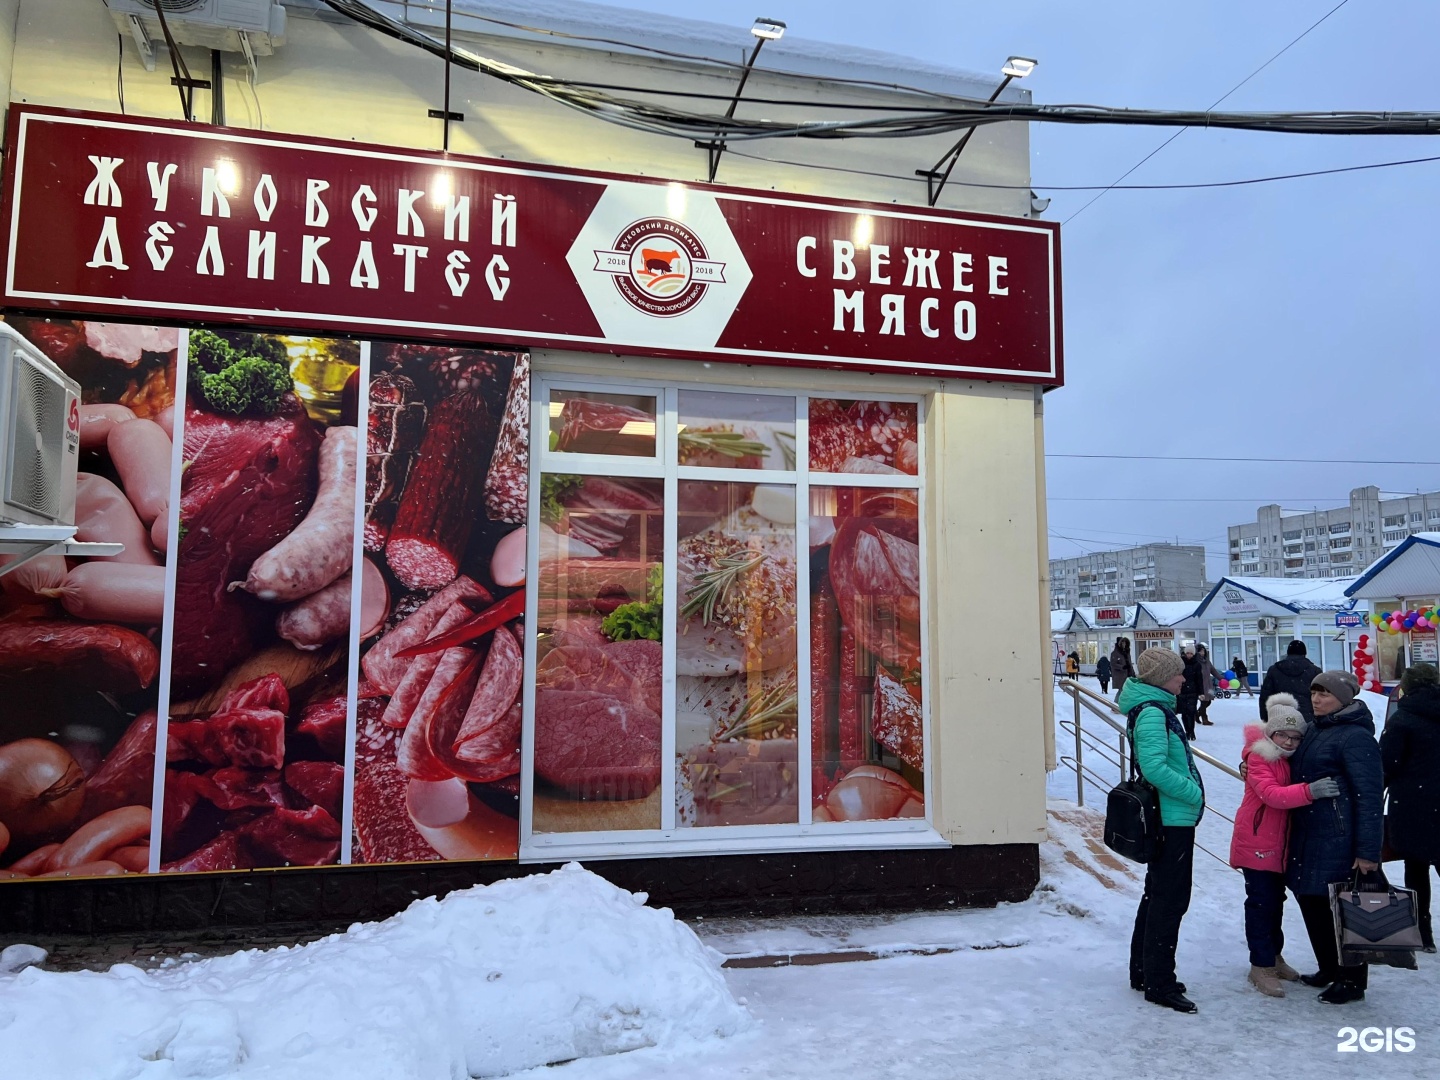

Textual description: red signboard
[1095,607,1125,624]
[0,107,1062,384]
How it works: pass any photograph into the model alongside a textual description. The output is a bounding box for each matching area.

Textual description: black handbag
[1329,867,1423,970]
[1103,706,1162,864]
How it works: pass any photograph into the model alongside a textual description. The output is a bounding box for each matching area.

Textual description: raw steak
[534,639,662,800]
[171,397,320,691]
[285,761,345,820]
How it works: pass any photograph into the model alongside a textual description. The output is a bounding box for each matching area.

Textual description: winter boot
[1318,980,1365,1005]
[1248,966,1285,998]
[1274,957,1300,981]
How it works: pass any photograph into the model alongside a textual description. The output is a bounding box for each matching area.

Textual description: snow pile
[0,864,749,1080]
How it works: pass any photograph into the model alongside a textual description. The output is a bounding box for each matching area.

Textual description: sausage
[109,844,151,873]
[57,562,166,625]
[75,473,159,566]
[6,842,60,875]
[0,620,159,691]
[48,805,151,870]
[78,403,136,451]
[150,511,170,556]
[243,425,357,602]
[36,860,128,878]
[276,571,352,650]
[381,598,476,728]
[361,575,488,694]
[0,552,68,601]
[154,404,175,440]
[107,418,171,528]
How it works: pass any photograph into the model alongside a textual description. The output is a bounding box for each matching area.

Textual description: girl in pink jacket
[1229,692,1340,997]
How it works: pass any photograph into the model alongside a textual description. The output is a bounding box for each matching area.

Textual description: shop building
[1227,485,1440,580]
[1048,543,1207,609]
[1051,601,1200,673]
[1343,533,1440,683]
[1190,575,1362,682]
[0,2,1060,928]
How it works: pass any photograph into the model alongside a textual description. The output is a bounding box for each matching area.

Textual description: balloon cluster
[1217,668,1243,690]
[1368,607,1440,635]
[1352,633,1383,693]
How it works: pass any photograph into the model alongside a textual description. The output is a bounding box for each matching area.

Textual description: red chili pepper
[395,590,525,657]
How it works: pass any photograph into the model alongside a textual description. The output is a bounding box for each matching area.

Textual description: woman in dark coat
[1110,639,1135,693]
[1380,663,1440,952]
[1095,653,1113,694]
[1286,670,1385,1004]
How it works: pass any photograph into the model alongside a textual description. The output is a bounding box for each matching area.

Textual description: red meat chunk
[285,761,344,820]
[168,707,286,769]
[294,696,348,761]
[240,805,341,866]
[162,830,248,873]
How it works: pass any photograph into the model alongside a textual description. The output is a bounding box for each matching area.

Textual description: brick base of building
[0,844,1038,937]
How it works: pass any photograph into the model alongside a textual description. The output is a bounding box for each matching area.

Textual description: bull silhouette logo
[593,216,725,318]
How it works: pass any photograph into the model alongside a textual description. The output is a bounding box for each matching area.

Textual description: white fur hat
[1263,692,1308,738]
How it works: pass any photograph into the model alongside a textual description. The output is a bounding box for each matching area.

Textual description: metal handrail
[1056,679,1242,811]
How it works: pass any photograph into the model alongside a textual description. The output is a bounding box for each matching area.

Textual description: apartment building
[1228,486,1440,579]
[1049,544,1208,610]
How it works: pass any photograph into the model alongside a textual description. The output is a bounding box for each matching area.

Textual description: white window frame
[518,373,940,861]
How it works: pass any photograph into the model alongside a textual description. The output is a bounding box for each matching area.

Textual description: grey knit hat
[1311,669,1360,708]
[1137,647,1185,687]
[1262,692,1308,737]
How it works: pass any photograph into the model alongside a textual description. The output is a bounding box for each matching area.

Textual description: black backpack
[1103,704,1163,864]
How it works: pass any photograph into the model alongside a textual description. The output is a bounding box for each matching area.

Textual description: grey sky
[579,0,1440,579]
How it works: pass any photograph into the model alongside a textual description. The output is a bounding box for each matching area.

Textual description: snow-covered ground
[3,690,1436,1078]
[547,690,1440,1080]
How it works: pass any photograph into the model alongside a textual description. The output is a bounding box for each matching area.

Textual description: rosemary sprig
[775,430,797,470]
[678,428,770,459]
[680,551,766,626]
[716,679,799,742]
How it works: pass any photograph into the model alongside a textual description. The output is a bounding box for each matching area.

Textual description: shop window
[526,381,927,856]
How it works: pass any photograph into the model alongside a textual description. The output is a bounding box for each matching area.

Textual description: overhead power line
[1048,454,1440,465]
[726,147,1440,191]
[323,2,1436,146]
[1065,0,1354,224]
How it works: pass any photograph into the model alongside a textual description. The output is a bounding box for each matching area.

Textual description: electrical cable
[319,2,1440,147]
[247,61,266,130]
[1048,453,1440,465]
[116,33,125,116]
[151,0,196,121]
[726,146,1440,191]
[1064,0,1353,225]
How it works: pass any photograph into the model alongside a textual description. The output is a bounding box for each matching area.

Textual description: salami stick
[838,622,863,771]
[811,570,841,781]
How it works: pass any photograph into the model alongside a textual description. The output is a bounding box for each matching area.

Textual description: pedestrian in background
[1380,662,1440,953]
[1178,645,1202,741]
[1233,656,1253,697]
[1196,643,1218,726]
[1065,651,1079,680]
[1096,652,1113,694]
[1111,638,1135,694]
[1119,646,1205,1013]
[1228,692,1338,997]
[1287,670,1384,1004]
[1261,641,1322,723]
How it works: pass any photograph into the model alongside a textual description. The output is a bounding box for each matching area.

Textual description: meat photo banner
[1,107,1062,385]
[0,318,529,879]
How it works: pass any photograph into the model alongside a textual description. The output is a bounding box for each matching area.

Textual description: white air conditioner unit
[1258,616,1279,633]
[0,324,80,528]
[106,1,287,61]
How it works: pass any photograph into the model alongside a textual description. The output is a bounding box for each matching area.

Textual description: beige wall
[0,0,19,134]
[6,1,1050,848]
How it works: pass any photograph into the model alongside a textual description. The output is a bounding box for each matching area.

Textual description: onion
[0,739,87,847]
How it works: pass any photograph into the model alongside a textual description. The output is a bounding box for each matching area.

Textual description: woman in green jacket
[1117,647,1206,1013]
